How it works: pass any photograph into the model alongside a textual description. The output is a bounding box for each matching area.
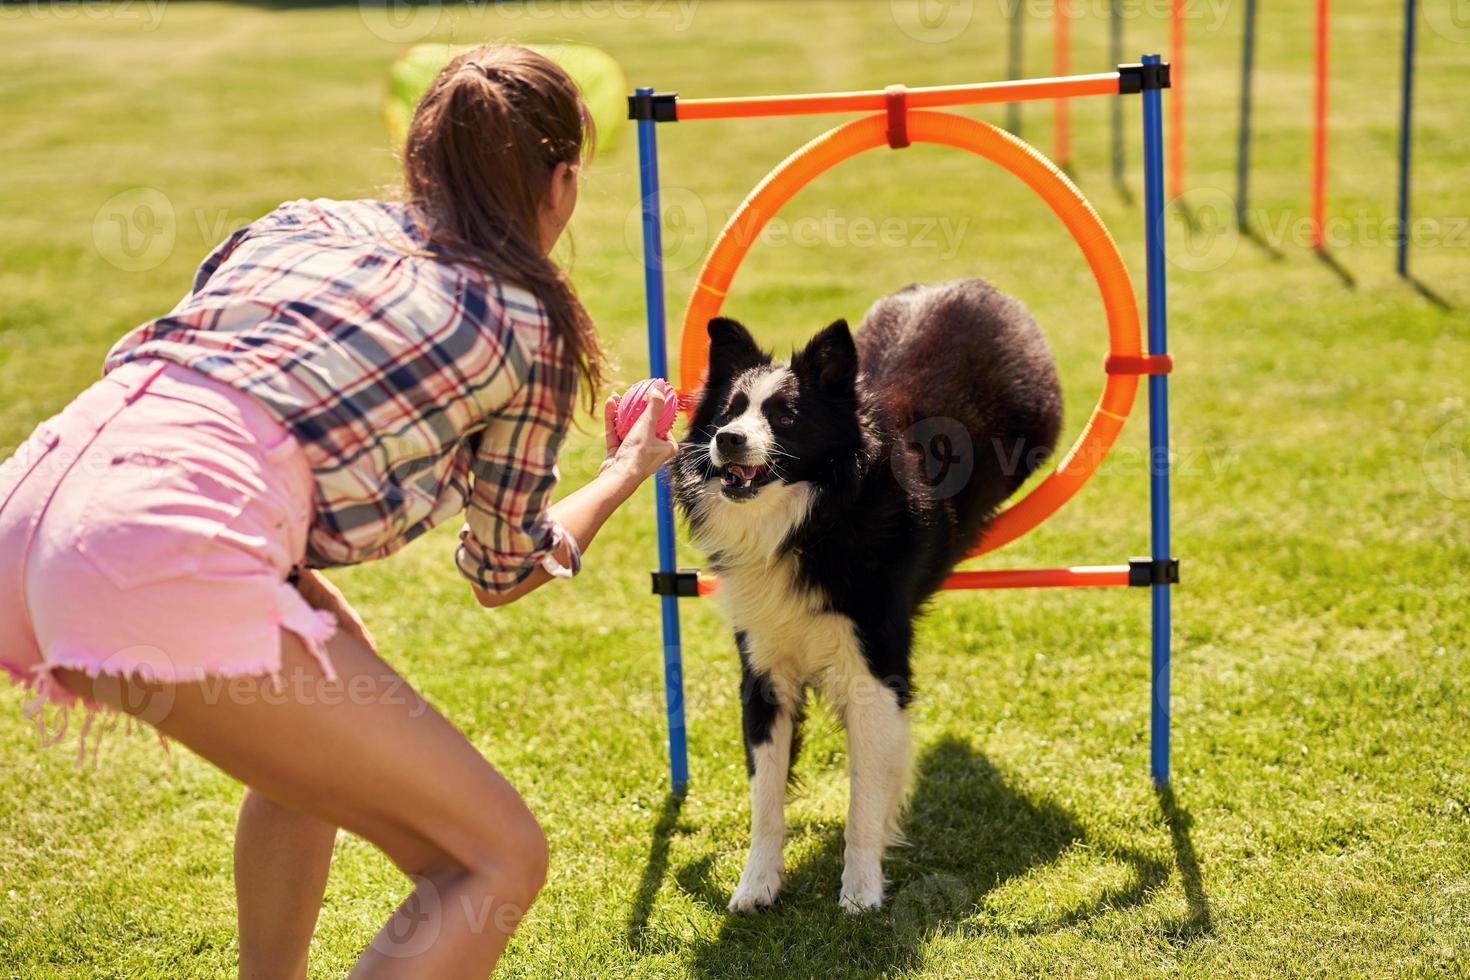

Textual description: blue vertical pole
[1140,55,1172,788]
[636,88,689,795]
[1237,0,1258,228]
[1396,0,1417,277]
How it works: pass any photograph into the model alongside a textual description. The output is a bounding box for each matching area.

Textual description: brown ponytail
[403,44,607,408]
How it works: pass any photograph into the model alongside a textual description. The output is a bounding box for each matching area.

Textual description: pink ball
[615,378,678,441]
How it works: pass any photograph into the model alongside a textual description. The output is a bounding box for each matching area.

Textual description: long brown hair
[403,44,606,407]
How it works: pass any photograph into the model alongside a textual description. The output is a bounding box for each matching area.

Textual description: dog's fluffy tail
[857,278,1063,551]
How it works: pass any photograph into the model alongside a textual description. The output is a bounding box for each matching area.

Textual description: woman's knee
[470,809,548,902]
[518,817,550,893]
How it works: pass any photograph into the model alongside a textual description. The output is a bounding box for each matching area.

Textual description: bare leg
[236,788,336,980]
[57,627,548,978]
[237,570,357,980]
[729,657,794,913]
[838,680,913,912]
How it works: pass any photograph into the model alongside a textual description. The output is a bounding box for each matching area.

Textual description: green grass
[2,1,1468,976]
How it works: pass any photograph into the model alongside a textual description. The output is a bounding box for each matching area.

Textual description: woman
[0,45,674,977]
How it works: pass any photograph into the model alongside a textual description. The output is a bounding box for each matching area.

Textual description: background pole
[636,89,690,796]
[1396,0,1417,277]
[1141,55,1173,789]
[1311,0,1330,250]
[1236,0,1258,228]
[1007,0,1024,135]
[1054,0,1071,170]
[1111,0,1124,187]
[1168,0,1185,200]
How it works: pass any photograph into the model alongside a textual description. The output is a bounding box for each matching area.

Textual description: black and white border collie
[675,278,1063,913]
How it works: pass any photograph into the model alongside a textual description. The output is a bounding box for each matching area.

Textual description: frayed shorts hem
[2,582,337,766]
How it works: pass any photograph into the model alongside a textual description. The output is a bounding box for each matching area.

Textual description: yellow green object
[384,43,628,152]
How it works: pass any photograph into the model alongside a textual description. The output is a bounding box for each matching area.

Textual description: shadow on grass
[1240,219,1285,260]
[633,737,1206,978]
[221,0,397,6]
[625,791,686,950]
[1172,198,1201,235]
[1158,786,1212,939]
[1404,274,1452,310]
[1314,247,1357,288]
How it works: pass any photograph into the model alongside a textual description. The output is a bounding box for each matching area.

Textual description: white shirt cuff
[539,521,581,580]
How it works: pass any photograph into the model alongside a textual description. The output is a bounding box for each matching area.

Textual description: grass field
[2,1,1468,976]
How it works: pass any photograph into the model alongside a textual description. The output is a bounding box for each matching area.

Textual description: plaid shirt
[105,198,577,594]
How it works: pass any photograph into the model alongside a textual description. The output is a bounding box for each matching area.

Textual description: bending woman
[0,45,674,978]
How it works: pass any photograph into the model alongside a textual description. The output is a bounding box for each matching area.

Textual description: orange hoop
[678,110,1143,557]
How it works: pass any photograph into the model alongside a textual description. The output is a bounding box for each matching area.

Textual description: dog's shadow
[628,736,1206,977]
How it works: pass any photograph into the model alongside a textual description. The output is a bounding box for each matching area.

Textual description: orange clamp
[1105,353,1173,375]
[884,85,910,149]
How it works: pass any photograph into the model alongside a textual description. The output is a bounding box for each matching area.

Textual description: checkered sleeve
[456,334,578,594]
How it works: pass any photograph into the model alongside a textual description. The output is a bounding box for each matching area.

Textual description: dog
[674,278,1063,913]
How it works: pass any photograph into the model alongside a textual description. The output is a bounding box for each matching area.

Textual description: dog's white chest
[689,481,875,702]
[716,557,869,705]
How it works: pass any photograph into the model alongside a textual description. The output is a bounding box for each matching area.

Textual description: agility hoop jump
[630,57,1177,796]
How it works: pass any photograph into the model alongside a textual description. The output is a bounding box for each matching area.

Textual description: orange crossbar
[943,566,1131,590]
[675,73,1122,121]
[693,565,1131,596]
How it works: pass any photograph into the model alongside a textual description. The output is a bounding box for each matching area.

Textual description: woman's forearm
[472,464,643,608]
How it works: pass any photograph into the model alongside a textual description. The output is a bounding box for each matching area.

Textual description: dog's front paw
[839,860,885,913]
[728,862,784,913]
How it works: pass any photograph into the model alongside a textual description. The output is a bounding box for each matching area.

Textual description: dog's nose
[715,429,747,452]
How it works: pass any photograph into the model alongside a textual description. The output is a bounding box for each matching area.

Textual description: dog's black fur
[673,278,1062,910]
[677,277,1062,696]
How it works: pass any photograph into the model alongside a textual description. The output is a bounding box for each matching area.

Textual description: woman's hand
[599,388,678,484]
[474,389,678,610]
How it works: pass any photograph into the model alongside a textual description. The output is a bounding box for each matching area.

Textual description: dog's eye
[718,394,748,424]
[774,412,796,428]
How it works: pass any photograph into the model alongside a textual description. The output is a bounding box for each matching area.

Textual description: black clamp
[627,92,679,122]
[651,568,701,597]
[1128,557,1180,587]
[1118,62,1172,94]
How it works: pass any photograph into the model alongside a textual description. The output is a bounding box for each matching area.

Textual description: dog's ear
[794,319,857,396]
[707,317,767,379]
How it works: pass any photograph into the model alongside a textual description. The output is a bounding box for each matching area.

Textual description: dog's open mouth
[718,463,774,500]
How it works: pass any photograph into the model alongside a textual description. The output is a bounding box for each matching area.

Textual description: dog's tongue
[732,464,762,481]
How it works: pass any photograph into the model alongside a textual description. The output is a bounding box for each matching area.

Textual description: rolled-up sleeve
[455,334,577,594]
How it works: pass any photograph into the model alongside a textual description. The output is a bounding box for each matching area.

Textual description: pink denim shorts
[0,359,337,752]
